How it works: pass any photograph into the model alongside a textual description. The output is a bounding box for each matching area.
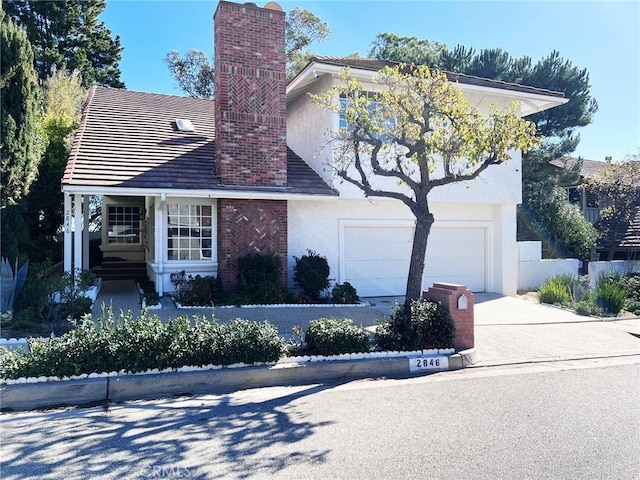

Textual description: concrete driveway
[473,293,640,366]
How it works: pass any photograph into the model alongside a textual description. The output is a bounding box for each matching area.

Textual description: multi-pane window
[107,206,141,244]
[167,204,213,260]
[339,93,396,138]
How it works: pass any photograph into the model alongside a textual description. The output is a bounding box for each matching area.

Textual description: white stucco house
[61,0,567,298]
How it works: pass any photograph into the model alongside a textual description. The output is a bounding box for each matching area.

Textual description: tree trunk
[404,213,434,311]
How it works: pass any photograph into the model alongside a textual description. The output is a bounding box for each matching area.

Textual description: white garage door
[343,225,486,297]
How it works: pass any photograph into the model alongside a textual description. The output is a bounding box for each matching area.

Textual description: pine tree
[3,0,124,87]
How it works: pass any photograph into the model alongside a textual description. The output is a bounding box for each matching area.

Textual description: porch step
[92,261,147,282]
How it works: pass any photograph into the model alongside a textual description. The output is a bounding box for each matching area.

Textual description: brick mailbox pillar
[423,283,474,350]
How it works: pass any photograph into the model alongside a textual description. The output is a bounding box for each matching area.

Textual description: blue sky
[101,0,639,163]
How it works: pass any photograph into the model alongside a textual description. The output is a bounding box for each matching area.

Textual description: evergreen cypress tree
[1,10,43,260]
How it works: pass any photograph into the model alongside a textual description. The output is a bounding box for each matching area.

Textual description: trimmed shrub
[537,277,571,305]
[305,318,370,356]
[375,299,455,351]
[0,311,285,380]
[237,253,287,304]
[331,282,359,304]
[172,273,223,306]
[294,250,330,300]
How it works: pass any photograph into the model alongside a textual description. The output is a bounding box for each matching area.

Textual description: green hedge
[0,311,285,380]
[304,318,370,356]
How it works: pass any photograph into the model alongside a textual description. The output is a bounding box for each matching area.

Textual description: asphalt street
[1,360,638,480]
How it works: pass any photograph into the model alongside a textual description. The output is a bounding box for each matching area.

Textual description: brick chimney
[214,0,287,186]
[214,1,289,292]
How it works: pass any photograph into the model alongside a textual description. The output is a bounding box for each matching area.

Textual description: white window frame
[166,199,216,263]
[106,204,142,245]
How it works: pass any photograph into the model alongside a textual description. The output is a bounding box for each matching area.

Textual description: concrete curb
[0,378,108,412]
[0,348,479,412]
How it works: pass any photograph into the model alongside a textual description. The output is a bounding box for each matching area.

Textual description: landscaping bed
[0,299,457,385]
[536,272,640,318]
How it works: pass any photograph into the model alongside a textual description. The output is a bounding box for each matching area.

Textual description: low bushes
[375,299,455,351]
[537,277,572,305]
[171,272,224,306]
[304,318,370,356]
[0,311,285,380]
[538,272,637,317]
[10,267,97,335]
[621,274,640,314]
[331,282,360,304]
[169,251,361,307]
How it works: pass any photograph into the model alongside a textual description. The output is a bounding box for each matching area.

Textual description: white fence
[517,241,580,291]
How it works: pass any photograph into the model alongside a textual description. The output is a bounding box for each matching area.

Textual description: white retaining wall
[588,260,640,287]
[517,241,580,291]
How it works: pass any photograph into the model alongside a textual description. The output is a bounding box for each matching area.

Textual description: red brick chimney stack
[214,1,287,186]
[214,1,289,292]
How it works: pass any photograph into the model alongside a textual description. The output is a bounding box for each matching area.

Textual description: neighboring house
[61,0,567,297]
[552,157,640,261]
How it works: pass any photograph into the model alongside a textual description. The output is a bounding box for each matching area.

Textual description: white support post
[82,196,90,270]
[74,194,83,282]
[64,193,72,274]
[157,194,166,296]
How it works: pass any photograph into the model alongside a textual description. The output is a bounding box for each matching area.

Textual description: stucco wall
[517,241,580,291]
[287,73,524,205]
[289,198,516,295]
[286,74,335,185]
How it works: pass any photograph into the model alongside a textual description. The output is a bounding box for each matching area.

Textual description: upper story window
[167,204,213,261]
[107,206,141,244]
[339,92,396,140]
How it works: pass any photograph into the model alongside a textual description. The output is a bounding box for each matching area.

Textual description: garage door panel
[345,244,412,261]
[426,245,484,259]
[428,228,484,244]
[346,227,414,244]
[343,225,486,296]
[345,259,411,279]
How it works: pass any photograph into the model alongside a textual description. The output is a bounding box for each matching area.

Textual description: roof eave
[287,59,567,115]
[61,184,339,200]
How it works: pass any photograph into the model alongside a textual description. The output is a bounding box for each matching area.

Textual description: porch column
[64,192,72,274]
[156,194,166,296]
[82,195,90,270]
[74,194,83,280]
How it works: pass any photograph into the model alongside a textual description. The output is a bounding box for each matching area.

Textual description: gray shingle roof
[550,157,609,180]
[63,86,336,196]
